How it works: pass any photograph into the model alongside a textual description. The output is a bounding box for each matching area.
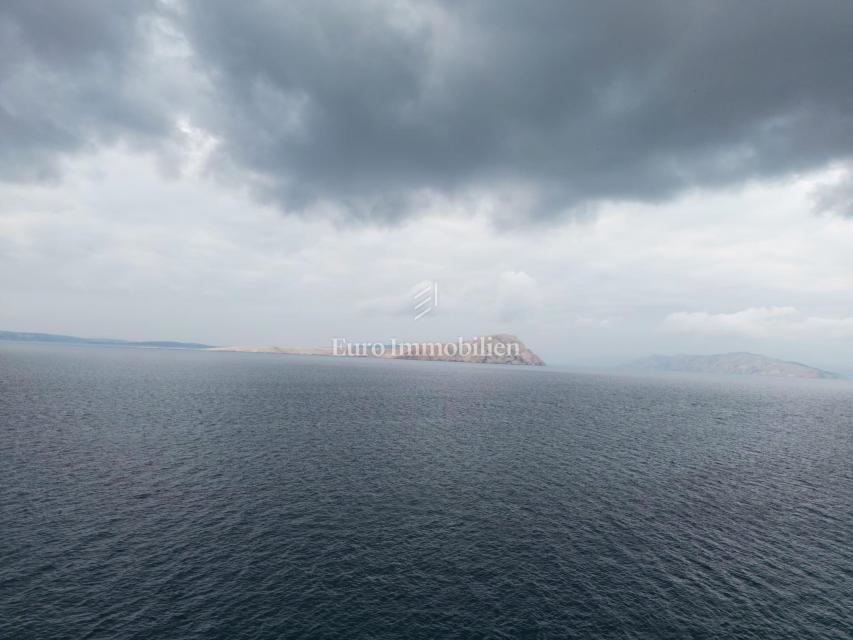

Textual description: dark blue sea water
[1,343,851,639]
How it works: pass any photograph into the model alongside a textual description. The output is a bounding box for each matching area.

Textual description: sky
[2,1,853,371]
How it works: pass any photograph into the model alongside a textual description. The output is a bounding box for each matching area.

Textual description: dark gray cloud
[3,1,853,221]
[0,0,168,181]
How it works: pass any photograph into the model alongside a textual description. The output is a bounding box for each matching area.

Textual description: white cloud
[496,270,541,322]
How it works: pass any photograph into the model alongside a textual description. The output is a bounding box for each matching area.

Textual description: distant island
[0,330,544,366]
[211,334,545,366]
[0,330,212,350]
[629,352,840,379]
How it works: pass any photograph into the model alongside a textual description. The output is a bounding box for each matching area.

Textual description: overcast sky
[2,1,853,370]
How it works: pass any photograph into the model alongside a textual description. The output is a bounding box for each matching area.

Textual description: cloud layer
[3,1,853,222]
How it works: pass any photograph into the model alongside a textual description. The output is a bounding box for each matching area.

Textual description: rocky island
[629,352,840,379]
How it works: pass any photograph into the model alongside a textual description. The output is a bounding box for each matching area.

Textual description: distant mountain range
[629,352,841,379]
[0,330,212,350]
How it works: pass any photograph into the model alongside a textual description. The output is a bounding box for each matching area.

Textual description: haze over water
[2,344,851,639]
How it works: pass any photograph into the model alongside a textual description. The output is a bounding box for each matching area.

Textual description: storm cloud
[0,0,175,181]
[3,0,853,221]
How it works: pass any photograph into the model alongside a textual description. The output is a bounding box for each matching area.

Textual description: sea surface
[1,343,851,639]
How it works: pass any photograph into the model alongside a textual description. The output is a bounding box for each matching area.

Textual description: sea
[1,343,851,639]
